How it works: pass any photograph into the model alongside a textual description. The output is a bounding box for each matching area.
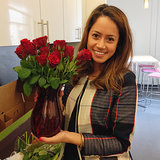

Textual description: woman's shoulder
[124,70,136,79]
[123,70,136,86]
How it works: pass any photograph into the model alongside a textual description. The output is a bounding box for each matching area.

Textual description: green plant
[17,132,62,160]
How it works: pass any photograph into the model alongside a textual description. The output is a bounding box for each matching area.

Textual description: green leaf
[29,75,40,85]
[13,66,22,73]
[38,77,46,87]
[20,59,32,68]
[57,63,63,71]
[59,80,68,84]
[52,152,59,160]
[17,137,27,152]
[51,69,58,77]
[23,81,32,96]
[43,66,49,75]
[31,156,39,160]
[53,143,62,154]
[25,142,44,152]
[23,153,29,160]
[18,68,31,79]
[44,84,50,88]
[39,150,48,156]
[50,77,60,89]
[37,65,43,73]
[31,69,38,75]
[33,148,40,154]
[58,45,61,51]
[28,152,32,158]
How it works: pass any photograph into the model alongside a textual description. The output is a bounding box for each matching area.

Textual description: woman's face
[87,16,119,65]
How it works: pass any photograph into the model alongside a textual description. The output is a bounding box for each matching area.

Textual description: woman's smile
[94,50,106,55]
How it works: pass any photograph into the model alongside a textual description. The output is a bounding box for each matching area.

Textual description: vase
[31,86,62,138]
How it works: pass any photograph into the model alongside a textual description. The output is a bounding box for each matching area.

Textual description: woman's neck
[88,62,104,80]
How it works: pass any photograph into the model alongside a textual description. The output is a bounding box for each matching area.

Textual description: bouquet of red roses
[14,36,92,96]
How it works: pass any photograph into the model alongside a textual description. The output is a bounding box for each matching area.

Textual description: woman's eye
[92,33,99,38]
[107,37,115,42]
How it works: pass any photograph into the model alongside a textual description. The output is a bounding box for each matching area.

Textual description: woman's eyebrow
[91,30,117,37]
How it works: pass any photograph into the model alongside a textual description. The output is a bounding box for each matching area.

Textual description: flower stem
[47,68,50,81]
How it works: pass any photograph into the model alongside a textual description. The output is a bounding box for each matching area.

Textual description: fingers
[38,135,62,144]
[39,137,54,144]
[31,132,40,144]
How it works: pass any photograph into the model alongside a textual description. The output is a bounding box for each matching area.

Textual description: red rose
[51,49,61,60]
[20,38,37,56]
[48,53,60,68]
[15,44,26,59]
[33,36,48,49]
[39,46,49,55]
[64,46,74,61]
[53,40,66,51]
[20,38,30,46]
[76,49,92,65]
[36,54,48,66]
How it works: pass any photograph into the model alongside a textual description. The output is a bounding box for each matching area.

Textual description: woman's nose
[96,39,106,49]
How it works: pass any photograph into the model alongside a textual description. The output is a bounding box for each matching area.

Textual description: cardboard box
[0,112,5,131]
[0,80,35,131]
[0,80,35,159]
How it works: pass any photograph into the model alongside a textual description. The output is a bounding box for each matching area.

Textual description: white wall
[150,0,160,60]
[107,0,160,61]
[82,0,106,31]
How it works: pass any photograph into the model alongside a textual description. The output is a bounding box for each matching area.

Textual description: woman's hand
[39,130,83,147]
[39,131,68,144]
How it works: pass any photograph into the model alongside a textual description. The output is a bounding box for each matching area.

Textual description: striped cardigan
[61,71,137,160]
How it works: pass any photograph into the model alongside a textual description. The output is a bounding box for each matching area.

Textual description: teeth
[95,51,105,55]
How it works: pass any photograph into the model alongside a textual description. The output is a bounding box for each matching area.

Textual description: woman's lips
[95,51,105,55]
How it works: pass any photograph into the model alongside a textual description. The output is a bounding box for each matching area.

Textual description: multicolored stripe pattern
[62,71,137,160]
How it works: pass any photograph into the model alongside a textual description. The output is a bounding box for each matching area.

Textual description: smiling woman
[37,4,137,160]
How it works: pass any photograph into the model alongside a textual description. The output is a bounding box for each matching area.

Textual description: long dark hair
[72,4,133,92]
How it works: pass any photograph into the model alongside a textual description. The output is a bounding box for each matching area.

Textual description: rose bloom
[39,46,49,55]
[36,54,48,66]
[53,40,66,51]
[20,38,30,46]
[48,53,60,68]
[20,39,37,56]
[15,44,27,59]
[33,36,48,49]
[52,49,61,60]
[76,48,92,65]
[64,46,74,61]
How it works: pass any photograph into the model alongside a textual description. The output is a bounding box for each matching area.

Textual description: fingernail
[39,137,43,141]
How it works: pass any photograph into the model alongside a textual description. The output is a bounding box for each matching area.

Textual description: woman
[39,4,137,160]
